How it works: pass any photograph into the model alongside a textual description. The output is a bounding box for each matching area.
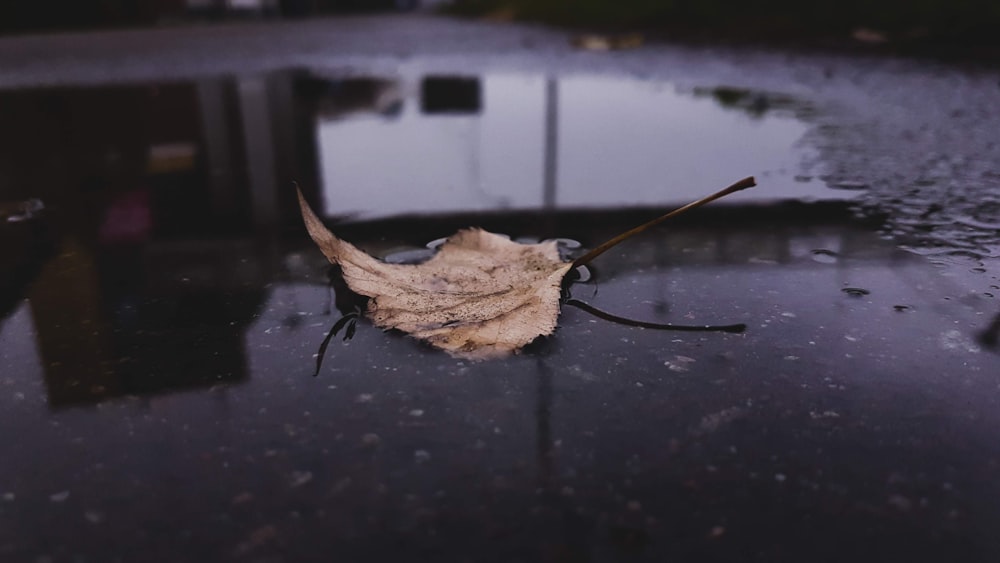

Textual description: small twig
[572,176,755,269]
[565,298,746,333]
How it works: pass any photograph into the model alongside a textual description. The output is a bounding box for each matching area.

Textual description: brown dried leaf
[299,191,572,360]
[298,176,754,360]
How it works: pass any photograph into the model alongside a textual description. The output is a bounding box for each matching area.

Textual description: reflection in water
[534,359,554,490]
[979,312,1000,350]
[693,86,801,119]
[0,78,301,407]
[563,298,746,333]
[313,77,403,120]
[421,76,482,115]
[23,237,266,407]
[316,72,839,219]
[0,68,983,412]
[316,73,545,217]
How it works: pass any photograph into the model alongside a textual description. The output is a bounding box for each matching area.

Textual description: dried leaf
[299,192,572,359]
[298,177,754,360]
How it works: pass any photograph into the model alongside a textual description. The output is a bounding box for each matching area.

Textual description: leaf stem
[571,176,755,269]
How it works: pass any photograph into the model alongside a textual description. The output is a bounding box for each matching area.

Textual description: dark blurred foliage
[0,0,157,33]
[0,0,413,35]
[448,0,1000,45]
[2,0,997,46]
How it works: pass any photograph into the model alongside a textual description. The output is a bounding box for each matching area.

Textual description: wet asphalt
[1,13,999,563]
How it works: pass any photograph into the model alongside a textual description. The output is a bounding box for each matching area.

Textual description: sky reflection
[317,72,839,219]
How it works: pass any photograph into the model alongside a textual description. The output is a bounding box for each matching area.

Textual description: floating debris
[827,180,870,191]
[811,249,839,264]
[842,287,871,297]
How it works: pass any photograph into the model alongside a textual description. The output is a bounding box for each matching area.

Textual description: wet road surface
[1,14,999,563]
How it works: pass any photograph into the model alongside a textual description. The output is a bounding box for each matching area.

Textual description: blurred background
[3,0,999,48]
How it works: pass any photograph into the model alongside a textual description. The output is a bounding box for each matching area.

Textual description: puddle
[0,69,855,394]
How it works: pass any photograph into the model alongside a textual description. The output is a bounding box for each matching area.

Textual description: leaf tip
[295,184,341,264]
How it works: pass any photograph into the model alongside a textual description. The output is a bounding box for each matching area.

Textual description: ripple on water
[955,216,1000,231]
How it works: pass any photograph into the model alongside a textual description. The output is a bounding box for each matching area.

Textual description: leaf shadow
[563,298,746,334]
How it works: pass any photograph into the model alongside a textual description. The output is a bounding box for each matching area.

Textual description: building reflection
[312,71,838,221]
[0,74,316,407]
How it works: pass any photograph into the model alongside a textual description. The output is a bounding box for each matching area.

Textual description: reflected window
[421,76,481,115]
[311,77,403,119]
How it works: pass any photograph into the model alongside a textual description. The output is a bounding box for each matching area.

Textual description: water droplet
[548,237,582,249]
[842,287,870,297]
[568,265,592,283]
[426,237,448,250]
[382,247,435,264]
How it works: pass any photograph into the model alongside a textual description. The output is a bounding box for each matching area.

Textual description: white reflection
[0,302,43,392]
[318,74,545,217]
[558,76,820,205]
[317,73,833,219]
